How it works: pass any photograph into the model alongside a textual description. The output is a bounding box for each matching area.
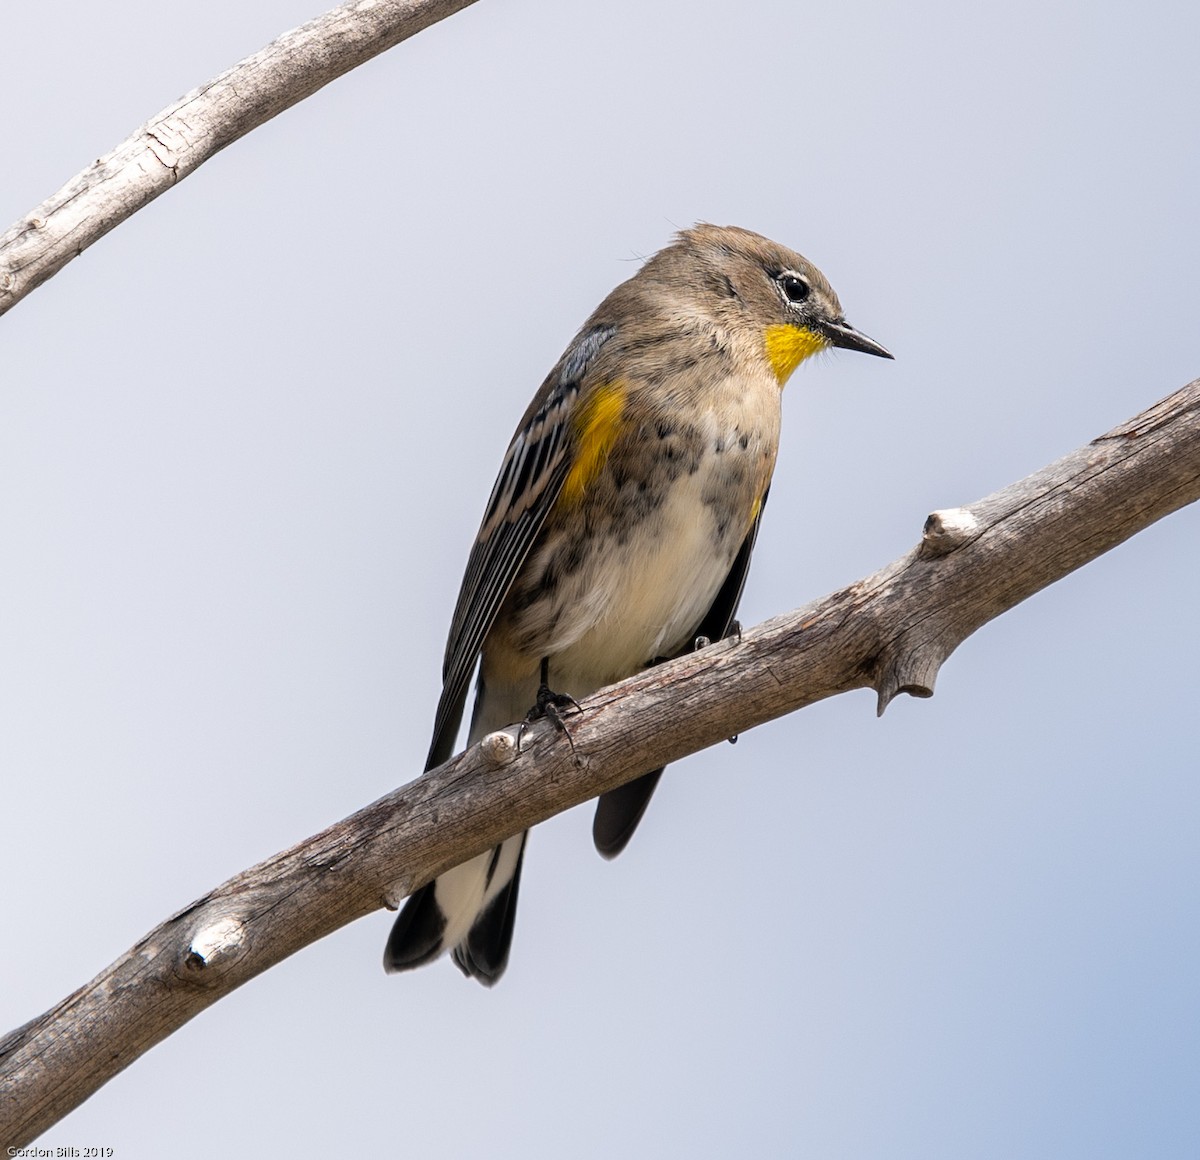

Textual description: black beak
[822,318,893,360]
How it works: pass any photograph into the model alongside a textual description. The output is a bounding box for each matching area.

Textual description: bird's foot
[690,622,742,744]
[518,684,582,759]
[692,619,742,653]
[531,683,582,732]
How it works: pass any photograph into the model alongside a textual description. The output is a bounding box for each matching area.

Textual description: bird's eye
[778,273,811,304]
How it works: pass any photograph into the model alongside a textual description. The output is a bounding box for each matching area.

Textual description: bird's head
[666,223,893,384]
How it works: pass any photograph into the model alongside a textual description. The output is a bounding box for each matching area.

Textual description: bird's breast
[485,374,781,697]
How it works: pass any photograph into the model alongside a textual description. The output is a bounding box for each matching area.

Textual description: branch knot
[180,915,248,985]
[920,507,981,558]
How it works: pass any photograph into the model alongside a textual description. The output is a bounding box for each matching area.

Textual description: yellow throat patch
[764,325,829,385]
[561,382,626,506]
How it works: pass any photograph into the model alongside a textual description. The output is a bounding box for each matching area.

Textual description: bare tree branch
[2,378,1198,1145]
[0,0,479,318]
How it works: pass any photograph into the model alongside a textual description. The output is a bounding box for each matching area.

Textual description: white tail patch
[432,834,526,952]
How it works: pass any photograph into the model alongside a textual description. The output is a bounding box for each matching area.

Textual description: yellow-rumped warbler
[384,224,891,984]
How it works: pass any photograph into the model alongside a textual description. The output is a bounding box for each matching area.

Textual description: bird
[384,223,892,985]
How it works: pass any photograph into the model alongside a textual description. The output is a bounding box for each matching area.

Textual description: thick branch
[0,0,479,317]
[3,379,1199,1145]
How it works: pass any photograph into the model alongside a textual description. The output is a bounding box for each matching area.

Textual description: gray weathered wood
[0,0,480,318]
[1,378,1198,1145]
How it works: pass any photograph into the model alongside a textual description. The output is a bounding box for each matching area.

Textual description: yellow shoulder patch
[560,382,627,507]
[764,325,829,385]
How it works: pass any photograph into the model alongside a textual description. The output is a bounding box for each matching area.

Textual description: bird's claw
[518,684,582,758]
[693,620,741,653]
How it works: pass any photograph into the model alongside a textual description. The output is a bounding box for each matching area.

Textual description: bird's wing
[425,324,617,770]
[690,483,770,647]
[592,486,771,857]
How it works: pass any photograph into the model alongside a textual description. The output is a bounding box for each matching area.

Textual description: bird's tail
[383,832,527,987]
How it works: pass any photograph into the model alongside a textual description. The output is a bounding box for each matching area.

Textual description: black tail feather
[592,768,664,859]
[383,882,448,973]
[452,838,527,987]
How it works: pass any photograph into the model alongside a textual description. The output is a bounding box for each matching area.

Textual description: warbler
[384,224,891,985]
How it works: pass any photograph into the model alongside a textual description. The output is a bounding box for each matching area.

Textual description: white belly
[475,387,778,737]
[548,467,740,684]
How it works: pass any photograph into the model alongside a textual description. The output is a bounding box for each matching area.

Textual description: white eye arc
[777,271,811,305]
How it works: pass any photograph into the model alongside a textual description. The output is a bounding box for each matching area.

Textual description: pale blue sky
[3,0,1200,1155]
